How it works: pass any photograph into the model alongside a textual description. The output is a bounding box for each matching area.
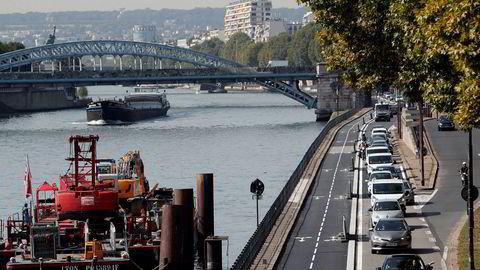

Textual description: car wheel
[371,249,376,254]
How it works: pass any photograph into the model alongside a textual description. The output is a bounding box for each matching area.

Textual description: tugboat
[86,86,170,125]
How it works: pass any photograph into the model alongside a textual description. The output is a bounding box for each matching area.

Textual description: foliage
[0,42,24,54]
[222,32,254,64]
[414,0,480,129]
[288,22,321,67]
[191,38,224,57]
[257,33,290,67]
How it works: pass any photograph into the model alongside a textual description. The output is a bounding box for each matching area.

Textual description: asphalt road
[276,117,362,270]
[422,119,480,263]
[356,116,443,270]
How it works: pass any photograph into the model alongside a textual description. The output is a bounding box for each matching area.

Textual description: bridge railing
[230,108,360,270]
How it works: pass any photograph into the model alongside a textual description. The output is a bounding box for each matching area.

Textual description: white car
[371,127,390,137]
[365,146,390,159]
[370,179,406,211]
[368,171,395,195]
[366,153,394,175]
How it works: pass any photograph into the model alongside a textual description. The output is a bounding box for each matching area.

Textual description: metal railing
[230,108,360,270]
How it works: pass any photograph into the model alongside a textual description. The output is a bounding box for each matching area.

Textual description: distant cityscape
[0,2,312,49]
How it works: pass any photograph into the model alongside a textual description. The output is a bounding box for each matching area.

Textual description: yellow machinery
[84,240,104,259]
[117,151,146,200]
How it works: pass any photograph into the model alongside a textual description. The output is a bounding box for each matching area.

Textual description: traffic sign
[250,178,265,196]
[461,186,479,201]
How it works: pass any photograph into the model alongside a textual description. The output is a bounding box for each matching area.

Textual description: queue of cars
[360,124,433,269]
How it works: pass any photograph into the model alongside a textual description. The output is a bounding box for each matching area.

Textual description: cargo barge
[86,87,170,124]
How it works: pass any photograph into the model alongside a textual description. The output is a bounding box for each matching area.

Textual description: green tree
[287,22,321,67]
[412,0,480,129]
[222,32,253,63]
[244,42,264,67]
[258,32,290,67]
[191,38,225,57]
[0,42,25,54]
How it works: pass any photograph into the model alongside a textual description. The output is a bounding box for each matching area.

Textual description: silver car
[370,200,404,227]
[370,218,412,253]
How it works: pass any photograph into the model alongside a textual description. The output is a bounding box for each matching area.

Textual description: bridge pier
[119,56,123,71]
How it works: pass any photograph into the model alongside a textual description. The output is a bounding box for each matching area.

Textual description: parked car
[371,133,389,144]
[437,115,455,131]
[370,218,412,253]
[370,179,406,211]
[376,255,433,270]
[373,165,400,179]
[370,199,404,227]
[365,146,391,159]
[367,153,394,175]
[371,127,390,137]
[370,141,393,154]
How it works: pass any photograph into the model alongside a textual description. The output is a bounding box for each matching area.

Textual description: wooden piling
[196,173,214,262]
[173,189,194,270]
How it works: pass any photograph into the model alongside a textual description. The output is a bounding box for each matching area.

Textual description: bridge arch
[0,40,243,71]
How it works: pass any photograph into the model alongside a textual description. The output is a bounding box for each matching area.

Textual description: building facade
[224,0,272,41]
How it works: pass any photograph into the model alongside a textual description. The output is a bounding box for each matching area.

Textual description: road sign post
[250,178,265,227]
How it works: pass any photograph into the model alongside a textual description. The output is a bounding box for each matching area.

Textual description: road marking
[441,246,448,270]
[294,236,312,242]
[413,189,438,210]
[310,120,357,269]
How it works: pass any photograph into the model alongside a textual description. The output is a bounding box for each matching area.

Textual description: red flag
[24,155,32,198]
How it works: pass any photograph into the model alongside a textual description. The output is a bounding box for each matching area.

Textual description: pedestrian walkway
[392,118,438,190]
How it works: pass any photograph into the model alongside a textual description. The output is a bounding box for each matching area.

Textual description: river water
[0,86,324,267]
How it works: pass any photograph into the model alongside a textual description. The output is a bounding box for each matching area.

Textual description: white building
[132,25,157,43]
[254,19,302,43]
[224,0,272,41]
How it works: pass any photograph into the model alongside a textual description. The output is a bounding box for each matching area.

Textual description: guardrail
[230,108,361,270]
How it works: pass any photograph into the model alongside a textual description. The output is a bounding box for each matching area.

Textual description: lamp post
[468,128,475,270]
[250,178,265,227]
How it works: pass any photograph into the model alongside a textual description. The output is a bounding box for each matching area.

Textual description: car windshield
[371,142,388,148]
[376,104,390,111]
[372,134,386,140]
[367,148,389,155]
[370,172,392,180]
[369,155,393,164]
[373,183,403,194]
[384,256,426,269]
[374,201,400,211]
[375,220,406,231]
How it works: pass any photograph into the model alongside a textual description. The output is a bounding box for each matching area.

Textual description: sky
[0,0,301,14]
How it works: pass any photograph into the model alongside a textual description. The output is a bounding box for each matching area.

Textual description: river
[0,86,324,267]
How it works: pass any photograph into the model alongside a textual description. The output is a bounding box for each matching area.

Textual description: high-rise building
[132,25,157,43]
[224,0,272,41]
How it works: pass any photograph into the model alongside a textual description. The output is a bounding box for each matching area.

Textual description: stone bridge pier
[314,63,369,121]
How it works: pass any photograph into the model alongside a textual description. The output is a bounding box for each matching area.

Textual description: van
[366,153,394,175]
[374,103,391,122]
[370,179,406,211]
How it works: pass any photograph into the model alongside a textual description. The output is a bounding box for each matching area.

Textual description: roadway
[421,119,480,263]
[276,116,361,269]
[356,116,443,269]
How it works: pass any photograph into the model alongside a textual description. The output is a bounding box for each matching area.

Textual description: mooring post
[173,189,194,270]
[363,117,365,125]
[160,205,186,270]
[196,173,215,263]
[370,112,373,119]
[205,237,223,270]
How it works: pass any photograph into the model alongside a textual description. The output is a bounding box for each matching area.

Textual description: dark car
[437,115,455,131]
[376,254,433,270]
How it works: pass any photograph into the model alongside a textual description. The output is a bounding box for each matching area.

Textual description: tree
[191,38,225,57]
[288,23,320,67]
[222,32,253,63]
[413,0,480,129]
[0,42,25,54]
[258,32,290,67]
[295,1,401,92]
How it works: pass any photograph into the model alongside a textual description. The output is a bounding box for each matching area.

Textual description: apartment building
[224,0,272,41]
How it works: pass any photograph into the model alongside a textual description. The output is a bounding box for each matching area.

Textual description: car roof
[368,153,392,157]
[372,127,388,131]
[372,179,403,184]
[367,146,389,150]
[377,217,406,222]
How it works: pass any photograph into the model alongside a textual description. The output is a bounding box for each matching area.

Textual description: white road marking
[294,236,312,242]
[310,121,357,269]
[414,189,439,210]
